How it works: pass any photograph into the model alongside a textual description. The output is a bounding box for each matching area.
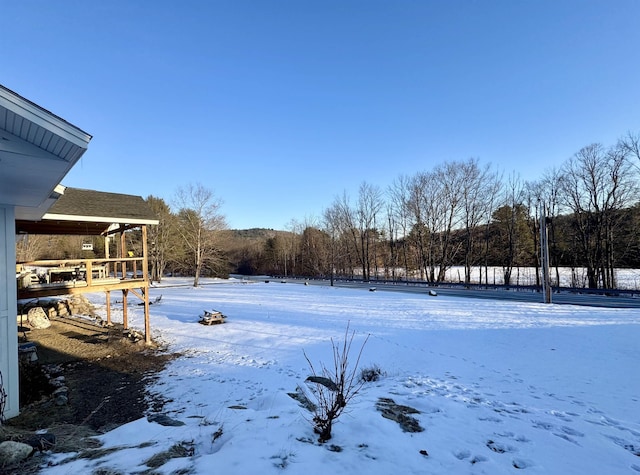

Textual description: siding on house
[1,84,92,420]
[0,205,19,419]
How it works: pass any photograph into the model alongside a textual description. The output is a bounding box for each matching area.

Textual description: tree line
[17,132,640,289]
[225,132,640,290]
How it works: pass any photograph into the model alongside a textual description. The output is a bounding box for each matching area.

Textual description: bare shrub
[359,364,383,383]
[303,324,369,443]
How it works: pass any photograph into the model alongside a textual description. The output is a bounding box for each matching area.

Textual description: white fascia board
[0,87,92,148]
[42,213,159,226]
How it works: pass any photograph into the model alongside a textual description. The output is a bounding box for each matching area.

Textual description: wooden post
[122,289,128,329]
[86,259,93,286]
[105,290,112,326]
[105,235,110,277]
[141,225,151,344]
[120,232,127,279]
[142,225,149,282]
[143,288,151,344]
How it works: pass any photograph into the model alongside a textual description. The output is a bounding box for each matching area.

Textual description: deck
[17,257,152,342]
[18,257,149,298]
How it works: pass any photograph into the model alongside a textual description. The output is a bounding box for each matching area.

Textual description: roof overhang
[14,219,147,236]
[0,85,92,219]
[15,186,159,236]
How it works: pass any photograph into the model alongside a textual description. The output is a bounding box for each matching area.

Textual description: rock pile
[19,295,99,327]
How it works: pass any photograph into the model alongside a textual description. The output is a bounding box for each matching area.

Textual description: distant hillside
[229,228,280,239]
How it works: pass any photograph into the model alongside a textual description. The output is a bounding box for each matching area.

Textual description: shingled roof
[15,186,158,235]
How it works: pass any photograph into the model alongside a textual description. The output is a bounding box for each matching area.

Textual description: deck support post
[105,290,112,325]
[141,225,151,344]
[122,289,128,329]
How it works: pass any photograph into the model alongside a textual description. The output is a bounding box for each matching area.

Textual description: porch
[15,186,159,344]
[18,258,152,343]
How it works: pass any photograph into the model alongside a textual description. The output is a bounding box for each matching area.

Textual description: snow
[441,266,640,289]
[39,278,640,474]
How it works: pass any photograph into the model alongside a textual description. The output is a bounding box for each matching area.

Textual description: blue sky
[3,1,639,229]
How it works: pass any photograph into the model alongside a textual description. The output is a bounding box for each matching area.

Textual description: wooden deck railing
[17,257,152,344]
[17,257,149,298]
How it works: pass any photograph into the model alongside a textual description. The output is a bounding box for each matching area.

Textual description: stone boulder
[0,440,34,466]
[27,307,51,329]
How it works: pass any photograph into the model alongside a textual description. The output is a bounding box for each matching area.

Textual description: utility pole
[539,201,552,304]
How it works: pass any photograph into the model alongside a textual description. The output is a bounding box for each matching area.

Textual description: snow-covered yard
[41,278,640,474]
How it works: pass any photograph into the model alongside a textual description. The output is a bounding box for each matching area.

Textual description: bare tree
[618,131,640,164]
[406,171,435,281]
[493,173,530,285]
[479,170,503,285]
[459,158,499,284]
[401,164,465,283]
[356,182,384,281]
[146,195,177,282]
[538,167,565,286]
[16,234,50,262]
[560,143,639,288]
[333,183,384,282]
[386,175,413,281]
[323,202,342,285]
[173,183,227,287]
[406,163,464,283]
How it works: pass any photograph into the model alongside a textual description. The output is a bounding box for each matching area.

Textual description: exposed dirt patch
[2,313,177,473]
[376,397,424,433]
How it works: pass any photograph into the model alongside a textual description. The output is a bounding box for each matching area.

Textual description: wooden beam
[103,224,139,236]
[129,288,144,301]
